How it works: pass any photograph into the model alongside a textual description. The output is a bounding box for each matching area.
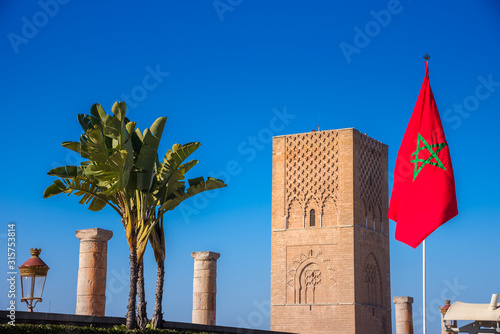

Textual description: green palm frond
[84,149,130,194]
[153,143,201,202]
[77,113,99,133]
[47,165,80,179]
[80,128,110,162]
[43,175,119,213]
[90,103,107,123]
[157,143,200,184]
[157,176,226,215]
[61,141,81,154]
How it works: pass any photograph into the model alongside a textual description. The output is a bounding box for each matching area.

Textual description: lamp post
[19,248,50,312]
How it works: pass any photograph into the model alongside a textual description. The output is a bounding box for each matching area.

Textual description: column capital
[76,228,113,242]
[191,251,220,261]
[393,296,414,304]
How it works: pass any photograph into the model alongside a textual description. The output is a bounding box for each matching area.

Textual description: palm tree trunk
[151,260,165,329]
[137,260,148,328]
[126,240,138,329]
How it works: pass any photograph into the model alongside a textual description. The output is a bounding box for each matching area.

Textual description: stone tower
[271,128,391,334]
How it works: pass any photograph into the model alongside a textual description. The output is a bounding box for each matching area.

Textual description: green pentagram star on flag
[410,133,447,181]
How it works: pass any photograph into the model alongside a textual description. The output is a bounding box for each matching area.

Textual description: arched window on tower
[310,209,315,227]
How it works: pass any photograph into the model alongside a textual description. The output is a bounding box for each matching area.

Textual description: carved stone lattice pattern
[285,130,339,215]
[365,264,377,284]
[305,270,321,286]
[359,134,384,221]
[287,249,335,304]
[287,249,335,289]
[364,252,382,307]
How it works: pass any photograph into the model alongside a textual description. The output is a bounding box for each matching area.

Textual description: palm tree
[44,102,226,329]
[130,127,226,329]
[44,102,141,328]
[134,141,224,328]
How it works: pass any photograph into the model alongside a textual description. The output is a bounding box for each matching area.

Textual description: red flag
[389,63,458,248]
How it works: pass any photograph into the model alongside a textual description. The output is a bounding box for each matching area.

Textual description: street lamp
[19,248,50,312]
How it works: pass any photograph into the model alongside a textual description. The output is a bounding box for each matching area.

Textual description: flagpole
[422,53,430,334]
[423,239,427,334]
[390,52,458,334]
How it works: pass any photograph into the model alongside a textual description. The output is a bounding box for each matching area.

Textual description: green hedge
[0,324,216,333]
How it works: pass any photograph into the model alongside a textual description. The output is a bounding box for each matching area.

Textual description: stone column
[393,296,414,334]
[75,228,113,316]
[191,251,220,325]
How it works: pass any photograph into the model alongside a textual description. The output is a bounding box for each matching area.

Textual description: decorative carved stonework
[364,252,382,307]
[359,133,385,230]
[286,247,336,305]
[285,131,339,217]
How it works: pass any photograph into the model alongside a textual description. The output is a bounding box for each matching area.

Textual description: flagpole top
[423,54,430,61]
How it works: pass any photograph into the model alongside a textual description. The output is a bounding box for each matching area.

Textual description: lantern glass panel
[34,275,46,299]
[22,275,33,299]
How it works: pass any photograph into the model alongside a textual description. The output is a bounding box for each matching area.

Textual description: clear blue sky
[1,1,499,333]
